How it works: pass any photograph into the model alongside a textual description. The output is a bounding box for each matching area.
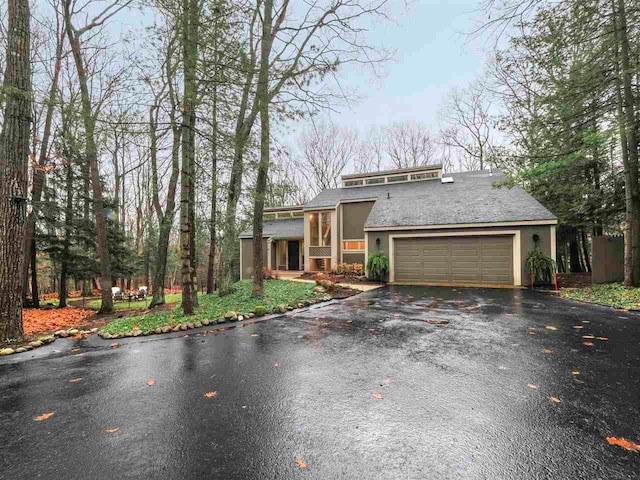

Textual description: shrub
[526,248,556,285]
[254,305,266,317]
[263,268,280,280]
[366,252,388,282]
[336,263,364,277]
[314,273,336,292]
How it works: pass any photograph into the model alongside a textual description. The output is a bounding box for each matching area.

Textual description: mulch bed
[557,273,592,289]
[298,272,382,286]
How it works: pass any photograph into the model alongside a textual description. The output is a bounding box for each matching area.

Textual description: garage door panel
[394,235,514,285]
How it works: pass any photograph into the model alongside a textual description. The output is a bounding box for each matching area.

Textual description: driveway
[1,286,640,479]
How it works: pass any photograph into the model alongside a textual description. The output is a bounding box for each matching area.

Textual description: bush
[314,273,337,292]
[263,268,280,280]
[254,305,266,317]
[526,248,556,285]
[336,263,364,277]
[366,252,388,282]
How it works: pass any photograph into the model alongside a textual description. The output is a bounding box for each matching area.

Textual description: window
[264,213,276,220]
[292,211,304,217]
[344,179,364,187]
[343,240,365,251]
[365,177,385,185]
[309,211,332,247]
[411,172,438,180]
[387,175,408,183]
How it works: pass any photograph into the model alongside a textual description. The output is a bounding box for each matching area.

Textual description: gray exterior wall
[366,224,553,285]
[343,253,365,265]
[240,238,267,280]
[342,201,374,239]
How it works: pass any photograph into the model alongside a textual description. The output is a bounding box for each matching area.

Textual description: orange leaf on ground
[573,325,584,329]
[69,378,82,383]
[544,348,552,353]
[296,457,308,469]
[204,391,218,399]
[147,379,157,386]
[23,307,94,335]
[571,369,580,376]
[250,333,259,337]
[110,342,119,348]
[71,348,80,353]
[34,412,54,421]
[583,335,595,339]
[596,336,608,341]
[606,436,640,452]
[372,393,384,399]
[551,396,561,403]
[104,428,120,433]
[545,326,558,331]
[583,342,594,347]
[527,384,537,389]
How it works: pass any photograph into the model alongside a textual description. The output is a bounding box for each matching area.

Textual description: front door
[288,241,300,270]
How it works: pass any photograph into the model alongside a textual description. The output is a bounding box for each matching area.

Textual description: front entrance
[288,241,300,270]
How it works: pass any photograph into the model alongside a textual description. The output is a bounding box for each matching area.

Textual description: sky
[317,0,488,133]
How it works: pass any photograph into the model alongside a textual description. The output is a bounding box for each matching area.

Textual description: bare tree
[440,81,495,171]
[298,121,359,194]
[383,120,438,168]
[0,0,31,341]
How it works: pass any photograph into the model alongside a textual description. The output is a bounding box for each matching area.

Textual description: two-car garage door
[393,235,514,286]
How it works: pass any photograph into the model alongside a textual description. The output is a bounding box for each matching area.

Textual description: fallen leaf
[104,427,119,433]
[573,325,584,329]
[71,348,81,353]
[296,457,308,469]
[596,336,608,341]
[543,348,552,353]
[424,319,449,325]
[545,326,558,331]
[551,396,561,403]
[22,307,93,335]
[250,333,259,337]
[110,342,119,348]
[147,379,157,386]
[372,393,384,399]
[571,369,580,376]
[583,342,594,347]
[605,436,640,452]
[582,320,590,324]
[583,335,595,339]
[527,384,538,389]
[34,412,54,421]
[69,378,82,383]
[204,391,218,399]
[528,331,536,336]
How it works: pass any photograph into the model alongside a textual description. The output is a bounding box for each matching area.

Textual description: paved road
[1,286,640,479]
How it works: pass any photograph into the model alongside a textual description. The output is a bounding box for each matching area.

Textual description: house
[239,164,557,287]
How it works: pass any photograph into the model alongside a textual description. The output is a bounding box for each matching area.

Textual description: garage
[392,235,514,286]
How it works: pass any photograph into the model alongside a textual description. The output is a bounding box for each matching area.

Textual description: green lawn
[101,280,318,335]
[560,283,640,310]
[87,293,182,311]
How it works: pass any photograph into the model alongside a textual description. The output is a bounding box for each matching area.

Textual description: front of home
[239,164,557,287]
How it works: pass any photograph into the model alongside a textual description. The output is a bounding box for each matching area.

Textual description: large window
[343,240,365,251]
[309,211,331,247]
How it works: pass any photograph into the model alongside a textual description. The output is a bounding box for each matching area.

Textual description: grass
[87,293,182,311]
[101,279,318,335]
[560,283,640,310]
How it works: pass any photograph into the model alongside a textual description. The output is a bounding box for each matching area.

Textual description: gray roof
[363,170,556,228]
[239,217,303,239]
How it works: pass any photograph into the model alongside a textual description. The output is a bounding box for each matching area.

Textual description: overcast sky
[314,0,488,132]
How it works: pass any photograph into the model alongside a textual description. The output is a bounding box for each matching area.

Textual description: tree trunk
[568,233,582,273]
[206,60,219,294]
[615,0,640,285]
[252,0,274,298]
[611,0,638,287]
[59,152,74,308]
[64,4,113,313]
[179,0,199,315]
[580,230,592,273]
[30,241,38,307]
[0,0,31,341]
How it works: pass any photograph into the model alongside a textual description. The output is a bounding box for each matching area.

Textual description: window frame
[342,240,365,252]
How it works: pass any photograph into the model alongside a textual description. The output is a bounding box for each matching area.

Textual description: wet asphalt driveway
[1,286,640,479]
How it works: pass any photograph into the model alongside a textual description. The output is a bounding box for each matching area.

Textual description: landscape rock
[161,326,171,333]
[132,329,143,337]
[54,330,67,337]
[248,313,255,319]
[186,323,195,329]
[180,324,188,331]
[194,321,202,328]
[297,303,304,308]
[154,328,162,334]
[68,329,79,335]
[224,311,238,321]
[237,315,244,322]
[172,325,181,332]
[15,347,27,353]
[23,345,33,351]
[0,348,15,355]
[202,319,210,326]
[125,331,134,337]
[90,328,99,333]
[29,340,43,348]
